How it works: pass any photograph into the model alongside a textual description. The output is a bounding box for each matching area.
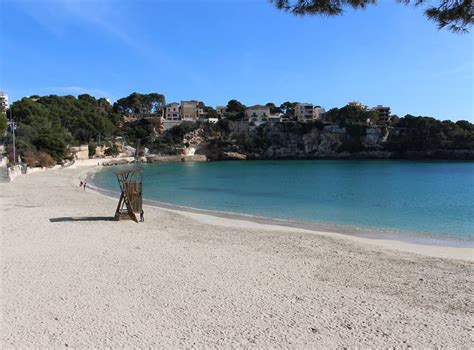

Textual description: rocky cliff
[156,120,474,161]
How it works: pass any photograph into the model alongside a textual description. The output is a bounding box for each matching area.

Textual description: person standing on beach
[83,182,87,191]
[140,209,144,222]
[79,180,83,188]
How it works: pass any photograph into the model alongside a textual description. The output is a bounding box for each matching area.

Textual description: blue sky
[0,0,472,121]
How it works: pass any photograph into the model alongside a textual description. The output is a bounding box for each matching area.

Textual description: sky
[0,0,472,121]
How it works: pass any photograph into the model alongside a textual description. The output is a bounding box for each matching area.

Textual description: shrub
[38,152,56,167]
[104,144,120,157]
[22,151,38,167]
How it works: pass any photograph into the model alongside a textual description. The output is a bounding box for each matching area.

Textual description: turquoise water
[91,160,474,241]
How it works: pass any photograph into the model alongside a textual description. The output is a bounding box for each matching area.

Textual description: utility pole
[9,106,16,164]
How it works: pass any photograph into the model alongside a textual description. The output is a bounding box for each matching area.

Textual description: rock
[181,155,207,162]
[121,145,136,157]
[223,152,247,160]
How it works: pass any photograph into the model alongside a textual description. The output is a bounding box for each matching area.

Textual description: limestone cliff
[157,120,474,161]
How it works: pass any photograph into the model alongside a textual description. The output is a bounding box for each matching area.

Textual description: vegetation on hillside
[0,112,7,135]
[3,92,473,164]
[7,94,122,162]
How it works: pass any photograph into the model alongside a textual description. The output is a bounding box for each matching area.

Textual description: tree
[271,0,473,32]
[266,102,282,114]
[10,94,122,161]
[280,101,297,116]
[0,113,7,135]
[36,131,70,161]
[122,118,155,145]
[114,92,165,116]
[204,106,219,119]
[88,143,96,158]
[226,99,246,113]
[324,104,379,125]
[456,120,473,131]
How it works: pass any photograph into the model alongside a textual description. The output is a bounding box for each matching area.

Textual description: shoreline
[84,165,473,261]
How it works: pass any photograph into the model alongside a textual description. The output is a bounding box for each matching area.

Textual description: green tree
[271,0,472,32]
[114,92,165,116]
[226,99,246,113]
[122,118,155,145]
[0,113,7,135]
[88,143,96,158]
[36,130,70,161]
[280,101,297,118]
[324,104,379,125]
[266,102,282,114]
[10,94,122,161]
[204,106,219,119]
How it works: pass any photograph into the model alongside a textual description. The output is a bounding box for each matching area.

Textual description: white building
[294,103,324,122]
[245,105,270,126]
[0,92,9,113]
[268,113,284,122]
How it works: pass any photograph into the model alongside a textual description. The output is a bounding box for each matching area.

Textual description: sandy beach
[1,165,473,348]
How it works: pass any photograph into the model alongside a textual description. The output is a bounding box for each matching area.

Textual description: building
[245,105,270,125]
[165,102,180,120]
[181,100,202,121]
[294,103,324,122]
[314,106,326,119]
[372,105,391,123]
[216,106,227,117]
[0,92,9,113]
[347,101,368,110]
[268,113,284,122]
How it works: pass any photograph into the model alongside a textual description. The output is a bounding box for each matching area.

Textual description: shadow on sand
[49,216,116,223]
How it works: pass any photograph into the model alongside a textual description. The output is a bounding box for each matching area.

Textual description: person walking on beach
[79,180,83,188]
[140,209,144,222]
[83,182,87,191]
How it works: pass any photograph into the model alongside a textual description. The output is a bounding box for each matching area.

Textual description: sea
[90,160,474,245]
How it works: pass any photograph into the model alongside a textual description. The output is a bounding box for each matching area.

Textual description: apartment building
[181,100,204,121]
[372,105,391,123]
[314,106,326,119]
[347,101,368,110]
[0,92,9,113]
[294,103,324,122]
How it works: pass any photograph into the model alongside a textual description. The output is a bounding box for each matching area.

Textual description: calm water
[91,160,474,241]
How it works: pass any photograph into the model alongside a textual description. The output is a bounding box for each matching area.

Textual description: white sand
[1,166,473,348]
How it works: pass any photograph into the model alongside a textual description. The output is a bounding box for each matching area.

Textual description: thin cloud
[15,0,141,53]
[14,0,202,83]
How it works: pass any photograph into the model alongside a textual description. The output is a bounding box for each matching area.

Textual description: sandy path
[1,167,473,348]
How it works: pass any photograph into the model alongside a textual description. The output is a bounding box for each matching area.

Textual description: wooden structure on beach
[114,168,143,223]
